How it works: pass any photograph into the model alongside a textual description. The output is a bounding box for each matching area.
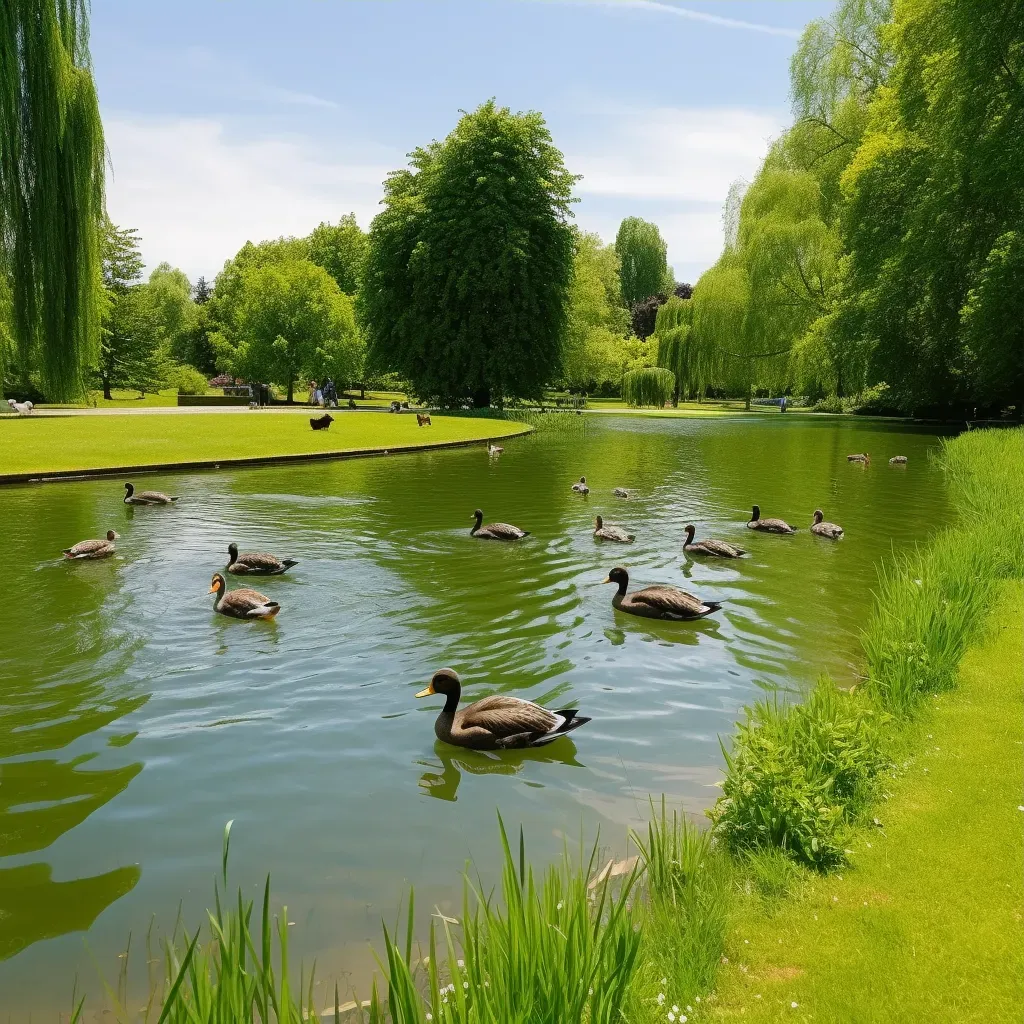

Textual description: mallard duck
[889,455,908,465]
[683,525,745,558]
[226,543,298,575]
[747,505,796,534]
[63,530,119,559]
[594,515,634,543]
[612,487,630,498]
[603,566,721,620]
[810,509,844,539]
[846,453,870,464]
[415,668,591,750]
[208,572,280,619]
[571,476,590,495]
[471,509,529,541]
[124,482,178,505]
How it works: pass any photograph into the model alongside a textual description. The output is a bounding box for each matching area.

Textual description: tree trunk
[287,378,294,404]
[360,384,366,399]
[102,374,112,401]
[745,379,752,412]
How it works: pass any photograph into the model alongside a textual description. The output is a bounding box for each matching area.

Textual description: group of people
[308,378,339,408]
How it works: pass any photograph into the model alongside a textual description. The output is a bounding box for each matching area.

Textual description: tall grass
[709,427,1024,867]
[443,406,586,434]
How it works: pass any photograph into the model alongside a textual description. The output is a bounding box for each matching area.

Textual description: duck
[612,487,630,499]
[603,566,721,620]
[746,505,796,534]
[63,530,119,560]
[415,668,591,750]
[683,525,745,558]
[226,543,298,575]
[889,455,908,465]
[124,482,178,505]
[487,444,504,455]
[571,476,590,495]
[470,509,529,541]
[846,453,870,464]
[593,515,634,543]
[208,572,280,619]
[810,509,844,539]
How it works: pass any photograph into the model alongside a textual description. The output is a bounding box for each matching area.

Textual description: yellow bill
[415,683,435,698]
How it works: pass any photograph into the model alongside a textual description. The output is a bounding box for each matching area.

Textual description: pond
[0,414,951,1014]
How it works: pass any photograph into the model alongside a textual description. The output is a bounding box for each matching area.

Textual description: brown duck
[811,509,844,539]
[63,530,119,560]
[208,572,280,619]
[470,509,529,541]
[603,566,721,620]
[594,515,634,543]
[415,668,590,750]
[846,453,870,464]
[124,482,178,505]
[746,505,796,534]
[226,543,298,575]
[683,525,745,558]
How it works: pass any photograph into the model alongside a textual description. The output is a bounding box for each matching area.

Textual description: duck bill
[415,684,435,698]
[208,584,218,594]
[601,576,611,584]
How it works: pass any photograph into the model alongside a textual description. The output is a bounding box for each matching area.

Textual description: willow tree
[622,367,674,408]
[1,0,106,399]
[615,217,670,306]
[655,296,720,403]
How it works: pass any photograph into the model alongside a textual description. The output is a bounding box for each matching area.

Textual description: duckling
[63,530,119,559]
[889,455,908,465]
[226,543,298,575]
[571,476,590,495]
[470,509,529,541]
[846,453,870,464]
[416,668,591,750]
[208,573,280,619]
[810,509,844,539]
[746,505,796,534]
[603,566,721,620]
[683,525,745,558]
[593,515,634,543]
[124,482,178,505]
[612,487,630,499]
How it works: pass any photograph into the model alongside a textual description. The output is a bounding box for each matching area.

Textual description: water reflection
[417,740,587,802]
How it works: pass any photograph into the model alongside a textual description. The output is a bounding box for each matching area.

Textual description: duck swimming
[810,509,844,539]
[571,476,590,495]
[683,525,745,558]
[416,668,591,750]
[847,453,870,464]
[612,487,630,498]
[889,455,908,465]
[208,572,280,619]
[747,505,796,534]
[593,515,634,543]
[226,543,298,575]
[603,566,721,620]
[470,509,529,541]
[124,482,178,505]
[63,530,119,559]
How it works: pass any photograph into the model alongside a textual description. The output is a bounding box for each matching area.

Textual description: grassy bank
[0,412,527,477]
[73,428,1022,1022]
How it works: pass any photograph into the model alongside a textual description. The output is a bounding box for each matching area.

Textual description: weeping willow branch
[0,0,106,399]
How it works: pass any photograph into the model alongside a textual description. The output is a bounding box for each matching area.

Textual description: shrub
[166,363,210,396]
[708,677,888,870]
[622,367,675,408]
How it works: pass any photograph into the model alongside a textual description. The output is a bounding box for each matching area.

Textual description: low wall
[177,395,251,407]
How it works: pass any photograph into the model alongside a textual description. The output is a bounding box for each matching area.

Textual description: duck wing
[457,695,559,738]
[699,539,745,557]
[630,585,716,617]
[597,526,634,543]
[136,490,176,504]
[480,522,528,540]
[221,587,279,617]
[65,538,107,557]
[233,552,286,573]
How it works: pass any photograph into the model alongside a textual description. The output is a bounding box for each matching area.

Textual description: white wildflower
[657,993,666,1005]
[792,1001,799,1009]
[557,901,563,910]
[457,959,464,967]
[668,1014,675,1023]
[673,1006,679,1013]
[463,982,469,990]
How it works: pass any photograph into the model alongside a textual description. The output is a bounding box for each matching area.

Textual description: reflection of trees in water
[2,489,148,959]
[416,739,587,802]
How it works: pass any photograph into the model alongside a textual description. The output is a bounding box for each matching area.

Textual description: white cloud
[553,0,802,38]
[104,116,393,281]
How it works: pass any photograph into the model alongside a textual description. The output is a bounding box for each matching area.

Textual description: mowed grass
[0,411,528,476]
[710,581,1024,1023]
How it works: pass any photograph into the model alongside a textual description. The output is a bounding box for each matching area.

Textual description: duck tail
[701,601,723,616]
[170,496,180,502]
[521,531,532,538]
[281,559,300,570]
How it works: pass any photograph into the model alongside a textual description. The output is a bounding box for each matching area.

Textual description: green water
[0,414,950,1014]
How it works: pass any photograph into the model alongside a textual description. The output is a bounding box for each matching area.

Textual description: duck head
[123,482,135,501]
[750,504,761,521]
[416,668,462,711]
[602,566,629,594]
[595,515,604,529]
[106,530,120,542]
[208,572,227,597]
[227,542,239,566]
[812,509,824,524]
[684,524,696,542]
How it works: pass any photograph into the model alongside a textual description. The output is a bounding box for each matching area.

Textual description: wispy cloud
[559,0,802,38]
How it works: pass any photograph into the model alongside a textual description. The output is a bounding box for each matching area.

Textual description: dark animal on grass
[417,413,432,426]
[310,413,334,431]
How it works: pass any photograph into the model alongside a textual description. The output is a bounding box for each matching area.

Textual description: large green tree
[307,214,366,295]
[228,258,361,401]
[359,99,577,406]
[614,217,669,307]
[1,0,106,400]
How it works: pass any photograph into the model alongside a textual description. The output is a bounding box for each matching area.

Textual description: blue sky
[93,1,835,285]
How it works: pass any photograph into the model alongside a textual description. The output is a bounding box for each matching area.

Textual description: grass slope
[0,412,526,476]
[711,581,1024,1023]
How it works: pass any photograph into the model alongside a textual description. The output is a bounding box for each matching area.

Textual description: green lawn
[710,581,1024,1023]
[0,411,527,476]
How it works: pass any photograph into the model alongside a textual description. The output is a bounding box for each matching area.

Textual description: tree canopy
[307,214,367,295]
[359,99,577,406]
[615,217,670,307]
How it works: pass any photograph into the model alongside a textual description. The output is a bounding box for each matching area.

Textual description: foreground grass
[710,581,1024,1022]
[0,412,527,476]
